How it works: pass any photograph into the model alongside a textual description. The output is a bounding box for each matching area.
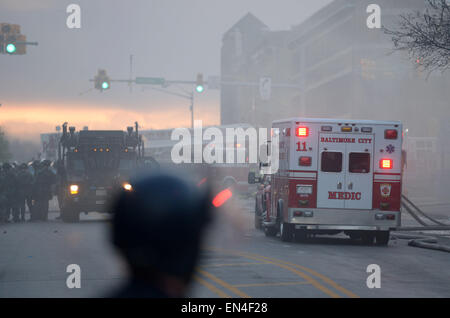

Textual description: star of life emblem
[386,144,395,154]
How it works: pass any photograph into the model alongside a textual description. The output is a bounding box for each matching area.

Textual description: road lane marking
[240,253,359,298]
[233,281,310,288]
[234,252,341,298]
[206,247,358,298]
[193,275,231,298]
[202,262,264,267]
[196,268,251,298]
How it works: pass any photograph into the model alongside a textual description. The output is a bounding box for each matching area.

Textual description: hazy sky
[0,0,332,140]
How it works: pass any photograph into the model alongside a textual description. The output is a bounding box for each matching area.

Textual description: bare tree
[383,0,450,74]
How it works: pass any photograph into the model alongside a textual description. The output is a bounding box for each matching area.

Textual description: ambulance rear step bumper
[294,225,394,231]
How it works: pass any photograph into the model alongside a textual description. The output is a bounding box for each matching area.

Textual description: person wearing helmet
[1,163,19,222]
[109,172,213,298]
[0,164,6,223]
[16,163,34,221]
[33,160,56,221]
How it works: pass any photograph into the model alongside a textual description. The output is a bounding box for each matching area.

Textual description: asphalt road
[0,197,449,298]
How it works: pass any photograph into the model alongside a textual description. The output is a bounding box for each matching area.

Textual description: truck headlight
[123,183,133,191]
[70,184,79,195]
[296,184,312,194]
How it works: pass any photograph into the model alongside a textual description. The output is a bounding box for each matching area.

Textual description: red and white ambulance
[259,118,402,245]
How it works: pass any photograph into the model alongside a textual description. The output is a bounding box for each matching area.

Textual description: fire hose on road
[394,195,450,253]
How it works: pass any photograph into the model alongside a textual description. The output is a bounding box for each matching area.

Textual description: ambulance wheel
[264,226,277,237]
[254,202,262,230]
[280,223,294,242]
[361,232,375,245]
[295,229,308,242]
[375,231,390,246]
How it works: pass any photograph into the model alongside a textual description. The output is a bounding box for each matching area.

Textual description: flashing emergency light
[123,183,133,191]
[296,127,308,137]
[212,188,233,207]
[384,129,398,139]
[70,184,79,195]
[380,159,393,169]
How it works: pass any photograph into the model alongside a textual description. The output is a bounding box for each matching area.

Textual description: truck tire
[375,231,390,246]
[280,222,293,242]
[61,206,80,223]
[264,226,277,237]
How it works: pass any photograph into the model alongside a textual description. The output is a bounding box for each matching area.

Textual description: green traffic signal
[6,43,16,54]
[196,85,204,93]
[102,81,110,90]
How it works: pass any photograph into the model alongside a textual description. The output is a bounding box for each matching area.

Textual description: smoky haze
[0,0,331,139]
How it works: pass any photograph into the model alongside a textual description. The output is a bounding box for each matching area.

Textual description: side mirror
[248,172,256,184]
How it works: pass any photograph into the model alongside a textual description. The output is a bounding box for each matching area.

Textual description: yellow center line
[193,275,231,298]
[202,262,264,268]
[241,252,359,298]
[196,268,251,298]
[233,281,310,288]
[206,247,358,298]
[234,252,341,298]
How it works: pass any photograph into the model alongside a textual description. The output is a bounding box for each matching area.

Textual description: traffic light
[0,23,26,55]
[94,69,111,92]
[196,73,204,93]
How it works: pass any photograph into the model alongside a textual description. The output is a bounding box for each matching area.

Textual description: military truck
[56,122,144,222]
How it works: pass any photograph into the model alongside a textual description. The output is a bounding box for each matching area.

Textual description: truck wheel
[264,226,277,237]
[280,222,293,242]
[361,231,375,245]
[61,206,80,223]
[375,231,390,246]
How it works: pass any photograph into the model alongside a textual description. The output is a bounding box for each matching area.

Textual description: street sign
[135,77,165,85]
[259,77,272,100]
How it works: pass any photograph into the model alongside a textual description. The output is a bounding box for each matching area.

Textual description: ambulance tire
[264,226,278,237]
[295,230,308,242]
[375,231,390,246]
[254,201,262,230]
[280,223,294,242]
[361,231,375,245]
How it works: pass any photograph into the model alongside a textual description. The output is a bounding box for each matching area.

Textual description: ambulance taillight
[296,127,308,137]
[384,129,398,139]
[299,156,312,166]
[380,159,393,169]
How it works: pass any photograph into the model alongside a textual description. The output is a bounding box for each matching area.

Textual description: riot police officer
[33,160,56,221]
[17,163,34,221]
[109,173,213,298]
[0,164,6,223]
[1,163,19,222]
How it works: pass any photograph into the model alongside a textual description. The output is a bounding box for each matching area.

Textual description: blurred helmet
[111,173,212,283]
[32,160,41,167]
[41,159,52,167]
[19,163,28,169]
[2,162,12,170]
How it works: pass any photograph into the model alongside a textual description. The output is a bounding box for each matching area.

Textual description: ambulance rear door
[317,133,346,209]
[345,134,374,209]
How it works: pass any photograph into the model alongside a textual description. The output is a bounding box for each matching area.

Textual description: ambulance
[256,118,403,245]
